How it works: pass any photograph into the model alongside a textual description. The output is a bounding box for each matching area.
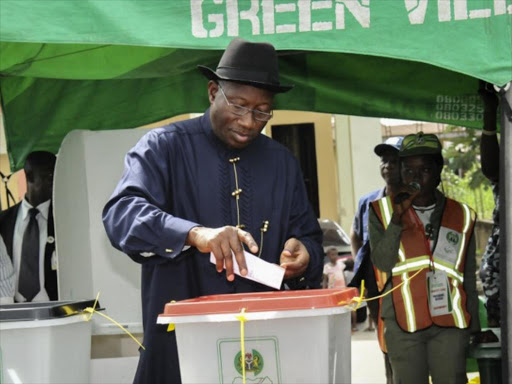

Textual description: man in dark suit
[0,151,57,302]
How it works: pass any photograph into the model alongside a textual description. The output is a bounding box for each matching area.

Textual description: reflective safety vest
[371,196,476,334]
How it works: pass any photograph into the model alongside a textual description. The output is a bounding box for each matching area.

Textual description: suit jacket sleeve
[102,130,198,264]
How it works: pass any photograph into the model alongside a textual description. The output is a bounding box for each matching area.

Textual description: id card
[433,227,462,265]
[426,270,452,316]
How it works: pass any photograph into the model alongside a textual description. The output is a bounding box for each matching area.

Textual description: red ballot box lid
[160,288,359,318]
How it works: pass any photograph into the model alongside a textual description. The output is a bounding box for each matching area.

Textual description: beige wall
[0,107,26,208]
[267,111,386,235]
[0,154,26,209]
[334,115,383,234]
[268,111,340,223]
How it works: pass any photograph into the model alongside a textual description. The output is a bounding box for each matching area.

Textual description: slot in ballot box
[0,300,99,384]
[158,288,359,384]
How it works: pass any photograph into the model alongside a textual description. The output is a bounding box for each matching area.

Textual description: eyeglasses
[217,84,273,122]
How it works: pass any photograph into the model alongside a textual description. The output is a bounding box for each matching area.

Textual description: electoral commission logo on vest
[218,337,281,383]
[446,231,459,246]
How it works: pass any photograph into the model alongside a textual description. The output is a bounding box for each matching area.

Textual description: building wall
[334,115,383,234]
[269,111,384,235]
[268,111,339,222]
[0,154,25,208]
[0,108,26,207]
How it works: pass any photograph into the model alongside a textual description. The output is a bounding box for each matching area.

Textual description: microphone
[394,182,421,204]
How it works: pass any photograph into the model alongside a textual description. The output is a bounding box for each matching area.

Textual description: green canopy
[1,0,511,169]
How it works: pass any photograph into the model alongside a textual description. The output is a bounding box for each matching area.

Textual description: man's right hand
[186,226,258,281]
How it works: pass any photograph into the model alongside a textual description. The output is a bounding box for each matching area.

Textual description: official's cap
[374,136,404,156]
[399,132,442,157]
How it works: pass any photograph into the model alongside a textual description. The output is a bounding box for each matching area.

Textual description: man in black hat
[103,38,323,384]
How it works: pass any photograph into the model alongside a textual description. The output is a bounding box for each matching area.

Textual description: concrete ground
[351,319,387,384]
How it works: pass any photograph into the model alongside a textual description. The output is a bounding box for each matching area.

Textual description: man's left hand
[280,238,309,279]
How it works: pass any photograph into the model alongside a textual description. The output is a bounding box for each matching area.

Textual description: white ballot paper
[210,250,285,290]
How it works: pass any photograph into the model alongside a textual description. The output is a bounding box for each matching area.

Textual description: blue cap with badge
[374,136,404,156]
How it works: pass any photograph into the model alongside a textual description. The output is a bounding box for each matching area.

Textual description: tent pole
[501,83,511,383]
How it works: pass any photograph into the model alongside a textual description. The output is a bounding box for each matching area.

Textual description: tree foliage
[441,126,495,220]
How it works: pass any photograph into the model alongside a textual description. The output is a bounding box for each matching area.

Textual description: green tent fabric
[1,0,511,170]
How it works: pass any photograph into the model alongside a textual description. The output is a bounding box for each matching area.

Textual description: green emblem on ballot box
[218,337,280,383]
[235,349,264,376]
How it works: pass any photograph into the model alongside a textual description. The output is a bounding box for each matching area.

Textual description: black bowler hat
[198,38,294,93]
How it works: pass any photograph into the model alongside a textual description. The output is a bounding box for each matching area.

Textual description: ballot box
[158,288,359,384]
[0,300,97,384]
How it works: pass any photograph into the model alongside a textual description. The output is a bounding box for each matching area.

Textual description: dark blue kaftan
[102,110,323,384]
